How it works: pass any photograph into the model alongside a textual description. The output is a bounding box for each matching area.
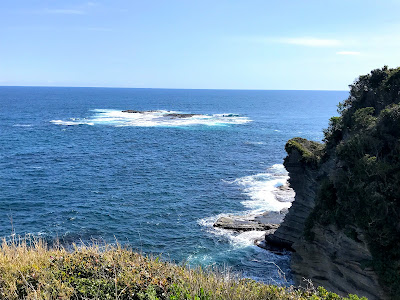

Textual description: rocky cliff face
[265,67,400,299]
[265,147,318,250]
[272,140,388,300]
[291,224,386,300]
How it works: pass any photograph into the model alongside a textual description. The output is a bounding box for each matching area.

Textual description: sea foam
[198,164,294,248]
[50,109,251,127]
[230,164,292,213]
[13,124,33,127]
[197,214,266,249]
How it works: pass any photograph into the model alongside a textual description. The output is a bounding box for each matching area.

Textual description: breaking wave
[198,164,294,248]
[50,109,251,127]
[226,164,293,213]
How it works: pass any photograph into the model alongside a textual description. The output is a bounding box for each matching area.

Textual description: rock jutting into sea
[261,66,400,299]
[212,182,295,252]
[121,110,143,113]
[213,210,284,232]
[264,137,387,300]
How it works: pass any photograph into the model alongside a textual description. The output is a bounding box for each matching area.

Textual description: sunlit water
[0,87,346,284]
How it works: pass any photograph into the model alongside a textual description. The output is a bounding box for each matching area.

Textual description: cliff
[278,139,387,299]
[266,66,400,300]
[265,138,321,251]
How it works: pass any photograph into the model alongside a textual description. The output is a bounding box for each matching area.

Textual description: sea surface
[0,87,346,284]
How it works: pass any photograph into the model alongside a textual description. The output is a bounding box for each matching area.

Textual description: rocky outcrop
[264,68,400,298]
[265,138,388,299]
[122,110,143,113]
[265,146,319,251]
[164,113,200,118]
[213,210,286,232]
[121,110,200,118]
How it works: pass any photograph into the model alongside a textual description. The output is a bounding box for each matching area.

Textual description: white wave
[50,120,94,126]
[268,164,286,172]
[244,141,265,145]
[233,230,266,247]
[197,214,265,248]
[198,164,294,248]
[50,109,251,127]
[228,164,292,213]
[13,124,32,127]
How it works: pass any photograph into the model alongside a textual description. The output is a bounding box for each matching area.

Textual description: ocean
[0,87,346,284]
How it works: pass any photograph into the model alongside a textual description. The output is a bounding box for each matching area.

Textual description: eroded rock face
[265,149,318,251]
[291,225,386,300]
[267,144,388,299]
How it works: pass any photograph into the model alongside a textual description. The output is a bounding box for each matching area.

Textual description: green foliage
[352,107,376,130]
[323,116,343,147]
[337,66,400,131]
[0,238,366,300]
[301,66,400,298]
[305,179,338,234]
[285,137,324,167]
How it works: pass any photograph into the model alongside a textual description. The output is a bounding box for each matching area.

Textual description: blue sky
[1,1,399,90]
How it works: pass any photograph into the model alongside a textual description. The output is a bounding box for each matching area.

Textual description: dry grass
[0,236,366,300]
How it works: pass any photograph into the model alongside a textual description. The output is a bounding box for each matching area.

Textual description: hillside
[266,66,400,299]
[0,238,366,300]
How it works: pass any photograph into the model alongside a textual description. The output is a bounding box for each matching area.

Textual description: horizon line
[0,85,348,92]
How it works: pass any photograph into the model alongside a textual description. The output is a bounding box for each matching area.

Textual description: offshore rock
[122,110,161,113]
[121,110,200,119]
[122,110,142,113]
[164,113,200,118]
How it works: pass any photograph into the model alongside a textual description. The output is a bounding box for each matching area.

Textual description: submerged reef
[122,110,201,118]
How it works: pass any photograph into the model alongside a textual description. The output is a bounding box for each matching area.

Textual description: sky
[0,1,399,90]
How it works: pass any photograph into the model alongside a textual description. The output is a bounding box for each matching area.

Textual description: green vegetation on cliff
[285,137,324,167]
[303,66,400,297]
[0,238,366,300]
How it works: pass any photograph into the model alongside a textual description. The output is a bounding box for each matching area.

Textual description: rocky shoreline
[213,210,284,232]
[212,182,295,253]
[212,146,386,299]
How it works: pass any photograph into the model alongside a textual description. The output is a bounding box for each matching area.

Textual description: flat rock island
[122,110,201,118]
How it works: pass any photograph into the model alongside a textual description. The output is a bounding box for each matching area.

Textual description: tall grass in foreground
[0,237,366,300]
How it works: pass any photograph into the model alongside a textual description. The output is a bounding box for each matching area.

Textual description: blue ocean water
[0,87,346,284]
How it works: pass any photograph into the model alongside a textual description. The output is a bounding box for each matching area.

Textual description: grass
[0,236,367,300]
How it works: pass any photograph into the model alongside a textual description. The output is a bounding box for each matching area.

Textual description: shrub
[0,237,366,300]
